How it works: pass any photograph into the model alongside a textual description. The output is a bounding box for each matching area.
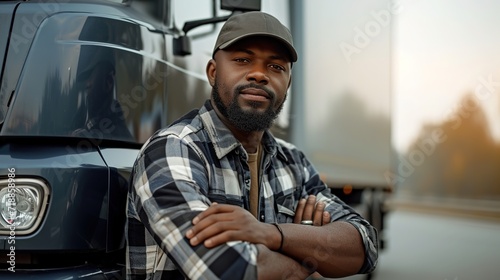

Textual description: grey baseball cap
[213,11,298,62]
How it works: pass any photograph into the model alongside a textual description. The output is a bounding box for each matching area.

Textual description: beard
[212,81,286,132]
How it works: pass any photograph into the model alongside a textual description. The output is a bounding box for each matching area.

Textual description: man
[126,11,378,279]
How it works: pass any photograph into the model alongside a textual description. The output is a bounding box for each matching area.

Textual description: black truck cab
[0,0,258,278]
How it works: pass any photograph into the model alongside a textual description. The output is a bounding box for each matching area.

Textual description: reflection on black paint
[2,14,169,143]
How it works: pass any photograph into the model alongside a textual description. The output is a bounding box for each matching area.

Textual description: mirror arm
[174,12,241,56]
[182,13,235,34]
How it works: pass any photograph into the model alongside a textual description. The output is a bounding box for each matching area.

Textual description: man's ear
[206,59,216,87]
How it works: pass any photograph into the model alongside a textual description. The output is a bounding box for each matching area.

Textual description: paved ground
[340,208,500,280]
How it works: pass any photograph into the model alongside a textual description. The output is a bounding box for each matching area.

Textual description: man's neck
[239,132,264,154]
[228,124,263,154]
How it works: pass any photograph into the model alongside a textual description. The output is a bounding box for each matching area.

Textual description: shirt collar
[199,100,288,162]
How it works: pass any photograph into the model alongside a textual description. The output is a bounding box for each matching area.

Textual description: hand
[293,195,330,279]
[293,195,331,226]
[186,203,277,249]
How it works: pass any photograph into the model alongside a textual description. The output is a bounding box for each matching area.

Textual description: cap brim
[218,33,298,62]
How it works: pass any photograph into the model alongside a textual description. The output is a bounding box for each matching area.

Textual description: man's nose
[246,63,269,84]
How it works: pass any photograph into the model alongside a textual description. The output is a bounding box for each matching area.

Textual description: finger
[190,211,256,247]
[192,203,230,225]
[189,222,227,246]
[322,211,331,225]
[192,205,216,225]
[203,229,240,248]
[301,195,316,221]
[201,218,269,248]
[312,201,325,226]
[187,213,234,246]
[187,208,231,238]
[293,198,307,223]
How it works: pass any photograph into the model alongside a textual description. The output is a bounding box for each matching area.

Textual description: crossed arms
[186,196,367,279]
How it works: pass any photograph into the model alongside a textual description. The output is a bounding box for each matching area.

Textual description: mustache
[235,83,276,100]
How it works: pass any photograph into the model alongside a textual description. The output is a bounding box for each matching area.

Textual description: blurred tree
[401,93,500,200]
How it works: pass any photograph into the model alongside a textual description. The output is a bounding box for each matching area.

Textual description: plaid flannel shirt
[126,100,378,279]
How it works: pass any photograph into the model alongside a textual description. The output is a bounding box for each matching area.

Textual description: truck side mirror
[220,0,261,11]
[173,0,261,56]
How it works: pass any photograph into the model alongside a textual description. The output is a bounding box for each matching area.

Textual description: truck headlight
[0,178,50,235]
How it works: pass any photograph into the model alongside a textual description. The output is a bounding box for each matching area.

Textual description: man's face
[207,36,292,132]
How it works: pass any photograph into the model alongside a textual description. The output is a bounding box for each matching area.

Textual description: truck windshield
[2,14,169,144]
